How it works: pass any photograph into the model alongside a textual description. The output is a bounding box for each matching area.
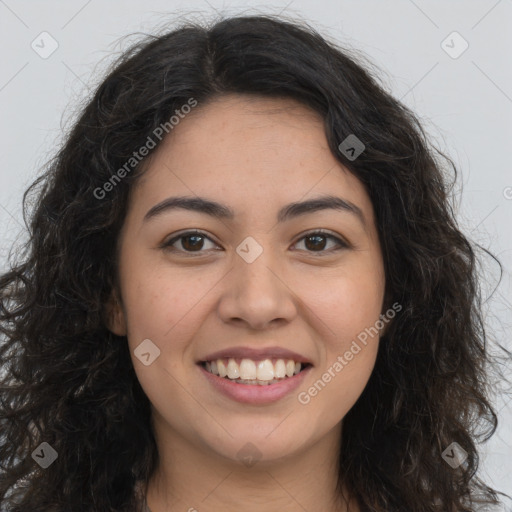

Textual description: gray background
[1,0,511,499]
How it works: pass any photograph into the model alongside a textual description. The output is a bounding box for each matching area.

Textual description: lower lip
[198,364,312,404]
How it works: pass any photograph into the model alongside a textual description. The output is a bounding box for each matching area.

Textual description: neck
[143,417,359,512]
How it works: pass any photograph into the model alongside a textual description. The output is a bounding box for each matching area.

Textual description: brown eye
[293,231,348,254]
[180,234,206,251]
[162,231,218,254]
[161,229,348,256]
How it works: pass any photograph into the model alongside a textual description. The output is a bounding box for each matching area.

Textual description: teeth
[256,359,274,381]
[227,358,240,379]
[203,357,306,383]
[274,359,286,378]
[239,359,257,380]
[218,360,227,377]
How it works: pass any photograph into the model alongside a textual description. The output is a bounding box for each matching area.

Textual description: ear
[104,288,127,336]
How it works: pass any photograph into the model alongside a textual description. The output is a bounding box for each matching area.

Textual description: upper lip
[199,346,312,364]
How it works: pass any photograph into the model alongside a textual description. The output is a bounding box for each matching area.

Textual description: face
[107,94,386,467]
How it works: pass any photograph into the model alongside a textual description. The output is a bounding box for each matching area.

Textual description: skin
[106,94,387,512]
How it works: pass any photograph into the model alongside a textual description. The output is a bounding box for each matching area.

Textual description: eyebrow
[143,194,366,227]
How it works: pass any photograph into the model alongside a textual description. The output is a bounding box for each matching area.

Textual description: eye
[161,229,349,256]
[292,229,349,254]
[161,230,219,255]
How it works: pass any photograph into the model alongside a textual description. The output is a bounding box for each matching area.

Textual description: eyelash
[161,229,349,256]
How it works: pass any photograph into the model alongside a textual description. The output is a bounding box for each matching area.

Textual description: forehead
[128,94,375,228]
[141,94,328,177]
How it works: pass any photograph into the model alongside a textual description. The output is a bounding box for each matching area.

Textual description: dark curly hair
[1,13,510,512]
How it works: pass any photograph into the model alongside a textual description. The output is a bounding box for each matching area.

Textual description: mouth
[198,358,313,386]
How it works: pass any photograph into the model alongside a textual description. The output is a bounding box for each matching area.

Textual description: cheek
[300,264,384,343]
[296,259,383,407]
[120,269,205,412]
[310,345,378,428]
[121,263,208,346]
[297,322,379,435]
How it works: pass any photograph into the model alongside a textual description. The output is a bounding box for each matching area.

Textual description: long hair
[1,13,510,512]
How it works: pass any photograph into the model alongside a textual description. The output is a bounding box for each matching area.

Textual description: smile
[200,357,311,385]
[198,358,312,404]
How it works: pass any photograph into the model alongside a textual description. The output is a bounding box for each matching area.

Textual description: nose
[216,245,298,331]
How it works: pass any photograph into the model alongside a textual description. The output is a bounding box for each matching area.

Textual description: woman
[0,14,510,512]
